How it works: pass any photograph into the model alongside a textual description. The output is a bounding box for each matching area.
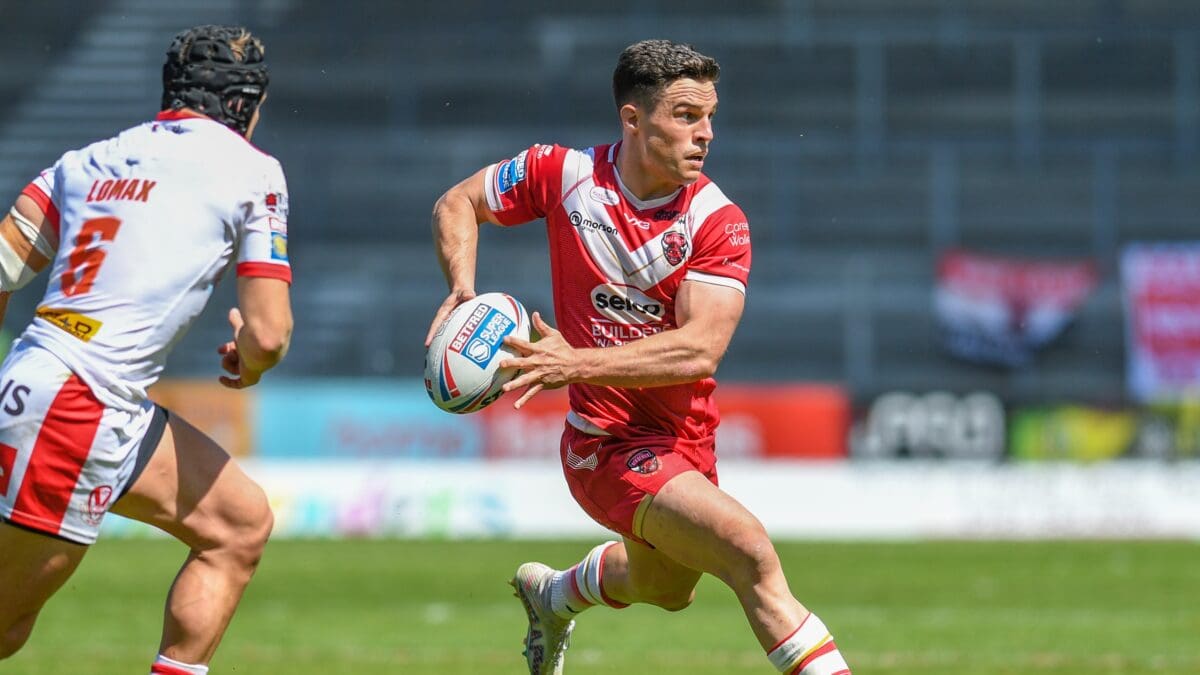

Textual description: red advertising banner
[479,384,850,459]
[935,249,1098,367]
[1122,243,1200,403]
[153,379,849,461]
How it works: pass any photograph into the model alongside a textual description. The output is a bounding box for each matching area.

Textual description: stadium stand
[0,0,1195,405]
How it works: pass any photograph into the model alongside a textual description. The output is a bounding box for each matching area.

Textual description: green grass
[7,539,1199,674]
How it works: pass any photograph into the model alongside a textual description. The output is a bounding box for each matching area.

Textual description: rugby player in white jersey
[427,40,851,675]
[0,25,292,675]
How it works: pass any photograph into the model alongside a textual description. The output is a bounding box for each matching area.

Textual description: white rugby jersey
[17,110,291,412]
[484,142,751,441]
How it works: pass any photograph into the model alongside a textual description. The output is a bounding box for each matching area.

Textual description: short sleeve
[482,143,568,226]
[235,159,292,284]
[20,163,62,235]
[685,203,751,293]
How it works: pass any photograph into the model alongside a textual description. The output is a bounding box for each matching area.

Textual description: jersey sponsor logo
[722,257,750,274]
[495,150,529,194]
[449,304,515,369]
[84,485,113,526]
[36,306,102,342]
[626,448,660,474]
[653,208,681,221]
[85,178,157,203]
[0,378,30,416]
[661,231,689,266]
[589,187,621,206]
[270,232,288,261]
[589,318,666,347]
[591,284,663,323]
[725,221,750,247]
[568,210,618,235]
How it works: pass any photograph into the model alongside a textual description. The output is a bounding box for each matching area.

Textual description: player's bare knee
[230,488,273,567]
[716,527,782,590]
[628,571,697,611]
[644,586,696,612]
[207,483,273,571]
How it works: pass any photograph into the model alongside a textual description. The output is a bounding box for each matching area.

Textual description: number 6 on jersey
[61,216,121,297]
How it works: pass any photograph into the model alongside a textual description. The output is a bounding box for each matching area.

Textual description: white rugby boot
[510,562,575,675]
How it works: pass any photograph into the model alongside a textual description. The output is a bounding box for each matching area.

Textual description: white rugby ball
[424,292,531,414]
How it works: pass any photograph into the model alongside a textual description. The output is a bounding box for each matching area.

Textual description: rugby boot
[510,562,575,675]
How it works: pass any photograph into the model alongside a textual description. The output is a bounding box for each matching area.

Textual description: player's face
[640,78,717,191]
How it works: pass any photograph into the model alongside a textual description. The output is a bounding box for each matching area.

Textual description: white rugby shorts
[0,340,164,544]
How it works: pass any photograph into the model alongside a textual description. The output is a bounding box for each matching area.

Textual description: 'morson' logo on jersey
[569,210,618,235]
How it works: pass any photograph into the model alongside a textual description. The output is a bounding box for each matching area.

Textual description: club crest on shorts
[661,231,688,266]
[85,485,114,525]
[626,449,660,474]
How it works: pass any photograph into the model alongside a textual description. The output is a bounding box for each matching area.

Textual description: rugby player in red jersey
[427,40,851,675]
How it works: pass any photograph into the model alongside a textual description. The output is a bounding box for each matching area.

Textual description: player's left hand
[500,311,576,409]
[217,307,262,389]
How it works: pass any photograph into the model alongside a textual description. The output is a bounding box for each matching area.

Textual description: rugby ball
[424,292,531,414]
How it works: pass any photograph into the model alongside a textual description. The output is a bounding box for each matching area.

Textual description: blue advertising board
[255,379,484,459]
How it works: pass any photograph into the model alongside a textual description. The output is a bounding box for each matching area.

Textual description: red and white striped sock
[150,654,209,675]
[548,541,627,617]
[767,613,851,675]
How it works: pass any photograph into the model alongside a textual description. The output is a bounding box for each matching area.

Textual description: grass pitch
[7,539,1198,674]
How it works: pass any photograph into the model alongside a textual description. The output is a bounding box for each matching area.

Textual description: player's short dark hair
[612,39,720,110]
[161,25,268,136]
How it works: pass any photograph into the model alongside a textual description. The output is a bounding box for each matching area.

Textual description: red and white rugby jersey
[484,142,751,441]
[17,110,291,412]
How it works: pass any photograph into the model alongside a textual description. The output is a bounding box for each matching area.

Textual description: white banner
[100,460,1200,540]
[1122,243,1200,402]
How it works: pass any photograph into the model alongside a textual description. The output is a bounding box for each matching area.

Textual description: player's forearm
[431,191,479,292]
[573,324,725,388]
[0,291,9,328]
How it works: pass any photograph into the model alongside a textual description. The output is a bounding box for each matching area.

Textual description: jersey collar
[154,109,212,122]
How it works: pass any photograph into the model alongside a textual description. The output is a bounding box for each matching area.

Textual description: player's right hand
[425,289,476,347]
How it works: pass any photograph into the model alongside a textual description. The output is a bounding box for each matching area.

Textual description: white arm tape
[10,207,55,258]
[0,208,50,292]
